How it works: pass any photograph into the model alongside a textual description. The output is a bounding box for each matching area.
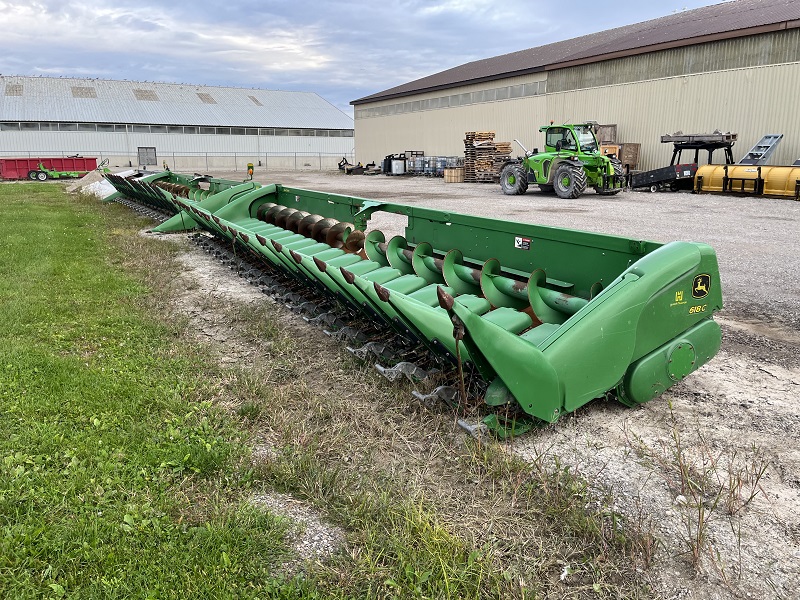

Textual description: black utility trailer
[631,164,698,192]
[631,131,736,192]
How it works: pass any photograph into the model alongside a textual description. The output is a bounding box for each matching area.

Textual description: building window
[184,126,198,134]
[215,127,231,135]
[274,128,288,136]
[199,127,215,134]
[1,122,20,131]
[78,124,96,132]
[231,127,246,135]
[114,124,128,132]
[132,125,150,133]
[150,125,167,133]
[167,126,184,134]
[40,122,58,131]
[259,128,275,136]
[246,128,258,135]
[59,123,78,131]
[97,124,114,132]
[20,122,39,131]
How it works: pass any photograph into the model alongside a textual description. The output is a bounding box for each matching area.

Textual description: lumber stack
[464,132,512,183]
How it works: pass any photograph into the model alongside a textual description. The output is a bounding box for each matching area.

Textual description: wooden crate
[595,124,617,144]
[619,143,640,168]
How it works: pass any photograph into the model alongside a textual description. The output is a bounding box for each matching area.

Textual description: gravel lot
[147,169,800,598]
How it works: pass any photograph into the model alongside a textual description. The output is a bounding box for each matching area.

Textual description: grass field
[0,183,652,599]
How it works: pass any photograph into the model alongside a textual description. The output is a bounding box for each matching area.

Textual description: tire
[36,171,48,181]
[27,170,39,180]
[538,184,555,194]
[650,184,660,193]
[552,163,587,199]
[499,163,529,195]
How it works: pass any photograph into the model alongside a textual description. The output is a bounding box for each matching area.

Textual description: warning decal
[514,236,531,250]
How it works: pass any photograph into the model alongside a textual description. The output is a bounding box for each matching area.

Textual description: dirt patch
[148,233,347,572]
[251,491,345,570]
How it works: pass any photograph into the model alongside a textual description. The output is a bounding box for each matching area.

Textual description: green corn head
[103,171,723,437]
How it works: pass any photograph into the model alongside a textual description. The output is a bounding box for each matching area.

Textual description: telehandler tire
[500,163,529,195]
[553,163,586,199]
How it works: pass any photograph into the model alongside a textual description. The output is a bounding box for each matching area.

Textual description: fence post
[319,153,322,170]
[205,153,209,172]
[294,152,297,170]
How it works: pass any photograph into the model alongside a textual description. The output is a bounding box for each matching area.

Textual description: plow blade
[104,172,724,435]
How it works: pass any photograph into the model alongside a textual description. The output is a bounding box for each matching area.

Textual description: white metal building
[0,76,354,171]
[352,0,800,171]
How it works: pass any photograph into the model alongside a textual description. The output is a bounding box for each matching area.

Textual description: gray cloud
[0,0,724,115]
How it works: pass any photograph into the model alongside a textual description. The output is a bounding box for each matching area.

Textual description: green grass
[0,183,653,599]
[0,184,316,599]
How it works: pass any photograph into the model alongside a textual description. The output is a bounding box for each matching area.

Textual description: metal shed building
[1,76,354,171]
[351,0,800,171]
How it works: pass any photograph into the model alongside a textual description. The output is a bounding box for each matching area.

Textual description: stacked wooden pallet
[464,131,494,182]
[464,132,513,183]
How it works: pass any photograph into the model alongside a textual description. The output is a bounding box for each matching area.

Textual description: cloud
[0,0,724,115]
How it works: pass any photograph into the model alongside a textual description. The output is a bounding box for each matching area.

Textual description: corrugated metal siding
[548,30,800,93]
[356,92,548,161]
[354,74,547,120]
[545,62,800,170]
[355,62,800,171]
[0,131,355,156]
[0,76,353,129]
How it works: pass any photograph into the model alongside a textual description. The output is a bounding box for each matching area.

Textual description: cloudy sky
[0,0,725,117]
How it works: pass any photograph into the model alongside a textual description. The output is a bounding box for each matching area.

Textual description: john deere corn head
[104,171,723,437]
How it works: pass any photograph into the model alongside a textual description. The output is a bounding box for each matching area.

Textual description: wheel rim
[561,174,571,188]
[507,173,516,185]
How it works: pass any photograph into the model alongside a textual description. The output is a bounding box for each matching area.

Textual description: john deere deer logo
[692,274,711,299]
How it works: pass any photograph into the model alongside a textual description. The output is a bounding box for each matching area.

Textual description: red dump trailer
[0,157,98,180]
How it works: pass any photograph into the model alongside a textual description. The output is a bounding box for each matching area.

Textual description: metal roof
[352,0,800,105]
[0,76,353,129]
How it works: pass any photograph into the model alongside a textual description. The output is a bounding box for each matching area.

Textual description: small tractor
[499,122,626,199]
